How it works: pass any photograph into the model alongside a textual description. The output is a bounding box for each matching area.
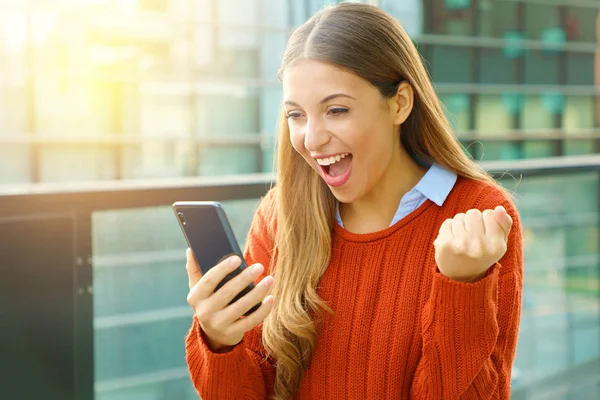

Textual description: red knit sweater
[185,177,523,399]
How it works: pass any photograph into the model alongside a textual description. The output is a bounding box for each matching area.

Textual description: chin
[327,185,359,205]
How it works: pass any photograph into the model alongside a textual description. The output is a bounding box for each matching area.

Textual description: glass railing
[92,198,260,399]
[1,157,599,400]
[499,167,600,399]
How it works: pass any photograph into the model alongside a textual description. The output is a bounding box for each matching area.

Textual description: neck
[340,147,426,234]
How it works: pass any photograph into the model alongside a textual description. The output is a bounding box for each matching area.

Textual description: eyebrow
[284,93,356,107]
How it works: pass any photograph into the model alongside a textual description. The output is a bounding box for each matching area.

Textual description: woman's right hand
[185,248,275,353]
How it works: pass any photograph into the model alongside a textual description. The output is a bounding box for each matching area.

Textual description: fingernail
[264,295,274,305]
[260,276,274,288]
[252,264,264,275]
[229,256,240,270]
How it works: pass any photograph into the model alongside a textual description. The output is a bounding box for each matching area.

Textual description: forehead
[282,59,371,100]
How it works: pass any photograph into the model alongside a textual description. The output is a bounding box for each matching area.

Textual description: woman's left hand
[433,206,513,283]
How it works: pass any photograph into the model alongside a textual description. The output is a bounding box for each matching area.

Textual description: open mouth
[316,153,353,178]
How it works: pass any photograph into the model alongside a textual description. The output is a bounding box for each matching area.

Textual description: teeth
[316,153,349,166]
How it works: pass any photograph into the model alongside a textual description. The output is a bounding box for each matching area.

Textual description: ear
[388,81,414,126]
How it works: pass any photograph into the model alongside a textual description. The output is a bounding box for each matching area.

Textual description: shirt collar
[413,162,457,206]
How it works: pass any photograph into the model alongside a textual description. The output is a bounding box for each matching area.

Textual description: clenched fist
[433,206,513,283]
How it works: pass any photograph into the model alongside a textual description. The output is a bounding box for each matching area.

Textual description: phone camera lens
[177,212,186,226]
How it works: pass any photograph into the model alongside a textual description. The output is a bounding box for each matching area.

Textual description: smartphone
[173,201,261,316]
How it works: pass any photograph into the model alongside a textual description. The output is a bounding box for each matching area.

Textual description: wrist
[207,339,236,354]
[200,329,237,354]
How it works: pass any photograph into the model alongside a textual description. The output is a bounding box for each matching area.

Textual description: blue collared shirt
[336,163,458,228]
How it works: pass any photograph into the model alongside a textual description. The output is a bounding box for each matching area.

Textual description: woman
[184,3,523,399]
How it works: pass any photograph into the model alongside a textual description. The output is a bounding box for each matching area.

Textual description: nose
[304,118,331,153]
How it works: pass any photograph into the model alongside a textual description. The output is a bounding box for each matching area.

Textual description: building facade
[1,0,598,185]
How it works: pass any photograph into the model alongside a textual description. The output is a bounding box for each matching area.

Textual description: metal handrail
[1,155,599,213]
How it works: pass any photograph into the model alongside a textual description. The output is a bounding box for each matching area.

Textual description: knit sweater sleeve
[410,190,524,399]
[185,191,276,399]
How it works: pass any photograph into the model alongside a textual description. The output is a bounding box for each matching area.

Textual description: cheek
[288,128,316,168]
[288,128,321,172]
[357,125,395,166]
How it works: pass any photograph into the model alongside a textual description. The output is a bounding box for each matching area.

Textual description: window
[565,7,599,43]
[195,25,215,69]
[524,4,560,41]
[565,140,595,156]
[524,49,560,85]
[0,85,28,134]
[381,0,424,37]
[141,90,192,137]
[439,93,470,132]
[217,0,259,56]
[475,94,517,135]
[199,147,261,176]
[502,31,527,59]
[522,140,555,158]
[563,96,595,131]
[208,48,260,79]
[428,45,474,83]
[0,144,30,184]
[479,48,519,84]
[522,95,560,131]
[566,52,595,86]
[477,0,518,38]
[200,93,259,136]
[478,141,522,161]
[40,147,118,182]
[424,0,474,36]
[259,33,289,79]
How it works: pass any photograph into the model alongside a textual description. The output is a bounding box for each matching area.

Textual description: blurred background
[0,0,598,399]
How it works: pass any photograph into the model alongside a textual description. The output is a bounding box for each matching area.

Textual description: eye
[286,111,304,119]
[328,107,349,116]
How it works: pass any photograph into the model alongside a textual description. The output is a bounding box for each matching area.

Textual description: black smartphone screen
[174,201,261,316]
[173,202,261,316]
[174,202,244,276]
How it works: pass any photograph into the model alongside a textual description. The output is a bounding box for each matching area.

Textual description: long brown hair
[262,3,497,399]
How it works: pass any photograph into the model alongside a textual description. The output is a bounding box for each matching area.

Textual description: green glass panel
[430,46,473,83]
[480,141,522,161]
[503,31,527,58]
[92,199,260,398]
[541,27,566,52]
[541,92,565,114]
[502,93,525,114]
[565,140,594,156]
[198,147,260,175]
[523,141,554,158]
[445,0,471,9]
